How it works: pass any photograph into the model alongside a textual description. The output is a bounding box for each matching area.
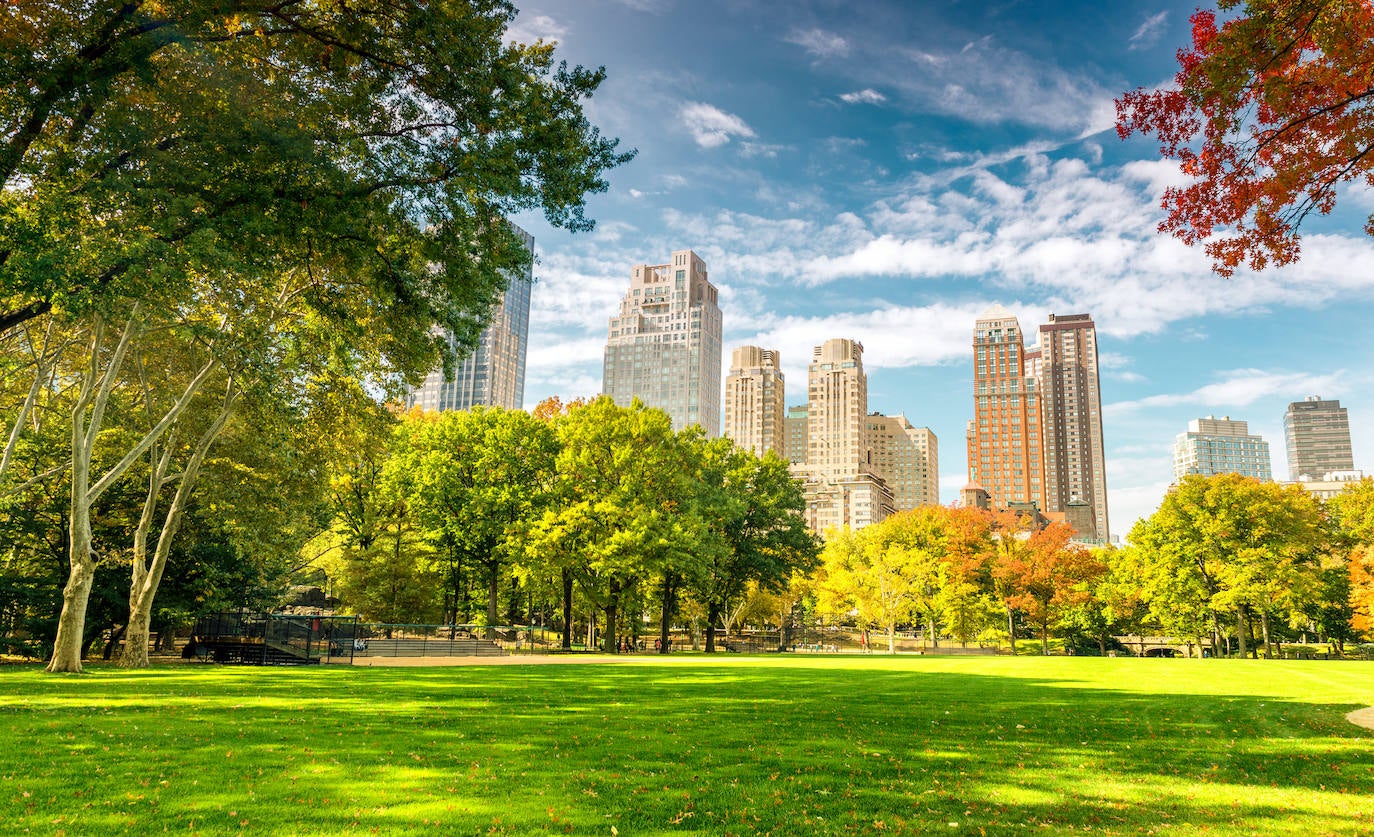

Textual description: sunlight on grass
[0,657,1370,835]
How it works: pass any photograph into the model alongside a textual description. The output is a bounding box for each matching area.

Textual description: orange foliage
[1116,0,1374,276]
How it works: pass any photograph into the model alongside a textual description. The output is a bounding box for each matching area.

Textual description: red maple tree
[1116,0,1374,276]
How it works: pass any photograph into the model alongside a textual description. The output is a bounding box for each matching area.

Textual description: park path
[1347,707,1374,732]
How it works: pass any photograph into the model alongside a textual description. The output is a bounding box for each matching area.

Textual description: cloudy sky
[504,0,1374,536]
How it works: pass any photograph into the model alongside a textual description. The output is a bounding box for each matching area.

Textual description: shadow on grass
[0,658,1371,835]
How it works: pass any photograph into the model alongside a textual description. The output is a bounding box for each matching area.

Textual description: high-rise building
[1036,313,1109,542]
[967,305,1044,509]
[785,405,809,466]
[1284,396,1354,480]
[724,346,785,457]
[867,413,939,511]
[797,339,892,534]
[406,224,533,412]
[1173,416,1273,482]
[807,339,868,483]
[603,250,723,436]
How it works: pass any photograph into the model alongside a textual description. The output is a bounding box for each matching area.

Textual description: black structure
[192,612,358,665]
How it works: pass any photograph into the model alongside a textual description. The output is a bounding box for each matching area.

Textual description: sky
[504,0,1374,537]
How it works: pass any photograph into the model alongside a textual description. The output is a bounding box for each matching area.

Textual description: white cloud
[840,89,887,105]
[1104,369,1346,416]
[1128,11,1169,51]
[678,102,756,149]
[785,28,850,58]
[505,13,567,45]
[739,141,789,159]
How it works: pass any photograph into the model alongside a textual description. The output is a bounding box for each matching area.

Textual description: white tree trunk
[120,381,236,668]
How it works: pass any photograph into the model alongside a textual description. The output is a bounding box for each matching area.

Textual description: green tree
[5,0,631,673]
[690,441,817,653]
[386,407,558,633]
[525,398,691,654]
[1128,474,1326,657]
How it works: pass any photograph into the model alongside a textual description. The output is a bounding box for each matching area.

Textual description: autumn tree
[1328,477,1374,638]
[992,522,1104,655]
[1116,0,1374,276]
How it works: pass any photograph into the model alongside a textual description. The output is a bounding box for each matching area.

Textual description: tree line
[812,473,1374,657]
[306,398,821,654]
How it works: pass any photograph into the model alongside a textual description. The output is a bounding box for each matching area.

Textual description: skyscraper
[798,339,892,533]
[724,346,785,457]
[1284,396,1354,479]
[1173,416,1273,482]
[808,338,868,483]
[867,413,940,511]
[1036,313,1109,542]
[967,305,1044,509]
[406,224,533,412]
[603,249,723,436]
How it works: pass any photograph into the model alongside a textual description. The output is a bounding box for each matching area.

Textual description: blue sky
[505,0,1374,535]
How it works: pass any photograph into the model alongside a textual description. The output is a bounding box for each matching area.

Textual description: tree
[1128,473,1326,656]
[385,407,558,633]
[991,522,1104,655]
[690,441,818,653]
[1328,478,1374,638]
[525,398,693,654]
[1116,0,1374,276]
[6,0,631,672]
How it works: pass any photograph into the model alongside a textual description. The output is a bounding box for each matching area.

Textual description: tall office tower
[1173,416,1273,482]
[808,339,868,483]
[785,405,809,465]
[967,305,1044,509]
[724,346,786,457]
[603,250,723,436]
[1036,313,1109,542]
[1284,396,1354,479]
[406,224,534,412]
[867,413,940,511]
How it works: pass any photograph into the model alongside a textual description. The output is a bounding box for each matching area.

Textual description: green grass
[1,656,1371,835]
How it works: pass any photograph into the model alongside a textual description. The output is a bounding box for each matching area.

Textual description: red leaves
[1116,0,1374,276]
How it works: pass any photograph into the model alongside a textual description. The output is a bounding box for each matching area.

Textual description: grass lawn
[1,656,1371,835]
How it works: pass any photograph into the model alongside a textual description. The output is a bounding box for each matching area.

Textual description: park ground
[0,656,1371,835]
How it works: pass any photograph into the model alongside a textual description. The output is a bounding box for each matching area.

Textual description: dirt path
[1346,707,1374,732]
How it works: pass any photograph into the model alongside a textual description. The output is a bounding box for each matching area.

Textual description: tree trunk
[103,624,125,661]
[561,569,573,651]
[928,613,940,649]
[1236,612,1248,658]
[603,580,621,653]
[887,620,896,654]
[1097,636,1106,657]
[658,572,677,654]
[1041,620,1049,655]
[1005,605,1017,656]
[1260,610,1274,659]
[485,558,499,640]
[705,601,721,653]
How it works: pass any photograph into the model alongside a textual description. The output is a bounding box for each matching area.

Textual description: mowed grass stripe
[0,657,1370,835]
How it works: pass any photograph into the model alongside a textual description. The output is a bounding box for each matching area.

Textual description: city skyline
[500,0,1374,531]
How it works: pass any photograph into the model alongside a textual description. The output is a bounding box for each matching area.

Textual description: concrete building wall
[1036,313,1109,542]
[968,305,1044,510]
[1173,416,1273,481]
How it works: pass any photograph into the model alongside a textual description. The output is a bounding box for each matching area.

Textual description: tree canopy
[1116,0,1374,276]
